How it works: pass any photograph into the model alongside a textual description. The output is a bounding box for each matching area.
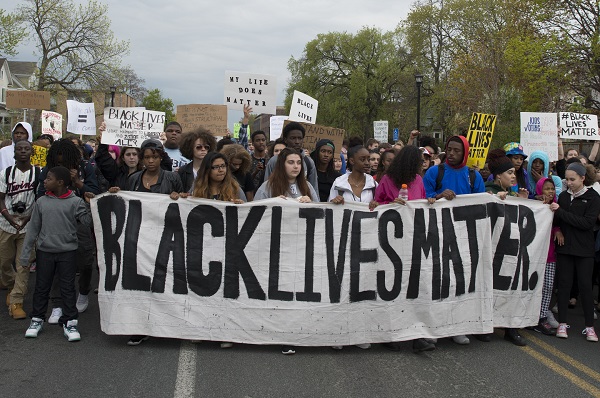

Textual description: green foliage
[142,89,175,123]
[0,9,27,57]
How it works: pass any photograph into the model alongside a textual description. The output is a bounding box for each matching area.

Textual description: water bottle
[398,184,409,201]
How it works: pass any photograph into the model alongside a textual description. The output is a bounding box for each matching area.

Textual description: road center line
[174,341,198,398]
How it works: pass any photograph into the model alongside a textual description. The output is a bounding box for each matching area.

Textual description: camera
[11,201,27,214]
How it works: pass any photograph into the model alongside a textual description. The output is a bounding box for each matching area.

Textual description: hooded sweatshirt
[536,177,560,263]
[0,122,34,170]
[19,190,92,265]
[526,150,563,198]
[424,135,485,198]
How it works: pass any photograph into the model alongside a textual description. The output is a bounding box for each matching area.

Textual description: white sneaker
[63,319,81,342]
[583,327,598,342]
[76,294,89,313]
[331,346,343,350]
[25,317,43,338]
[355,343,371,349]
[48,307,62,324]
[452,335,470,345]
[546,310,559,328]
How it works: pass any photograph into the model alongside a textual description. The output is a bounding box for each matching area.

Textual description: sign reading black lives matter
[101,107,166,147]
[559,112,600,141]
[91,193,551,345]
[224,71,277,115]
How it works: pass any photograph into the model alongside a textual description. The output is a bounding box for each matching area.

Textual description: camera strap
[6,166,40,197]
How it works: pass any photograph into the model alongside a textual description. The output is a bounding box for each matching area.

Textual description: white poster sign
[520,112,558,161]
[101,107,166,147]
[91,193,551,345]
[66,100,96,135]
[41,110,63,140]
[373,120,389,142]
[269,115,288,141]
[559,112,600,141]
[224,71,277,115]
[288,90,318,124]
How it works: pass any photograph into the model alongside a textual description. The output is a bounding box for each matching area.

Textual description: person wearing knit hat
[484,149,528,199]
[309,139,340,202]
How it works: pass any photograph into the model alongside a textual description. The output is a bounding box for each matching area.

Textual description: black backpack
[435,163,477,192]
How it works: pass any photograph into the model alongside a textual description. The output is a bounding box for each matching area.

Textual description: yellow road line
[520,346,600,397]
[521,330,600,383]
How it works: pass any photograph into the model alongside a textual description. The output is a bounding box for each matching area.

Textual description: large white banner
[520,112,558,161]
[101,107,166,147]
[91,193,551,345]
[224,71,277,114]
[288,90,318,124]
[66,100,96,135]
[560,112,600,141]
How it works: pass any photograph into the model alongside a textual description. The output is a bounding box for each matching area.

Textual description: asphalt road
[1,273,599,398]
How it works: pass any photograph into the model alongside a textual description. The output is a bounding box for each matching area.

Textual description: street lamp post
[415,74,423,132]
[110,85,116,107]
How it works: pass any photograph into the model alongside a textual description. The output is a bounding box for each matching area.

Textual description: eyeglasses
[211,164,227,170]
[195,145,210,150]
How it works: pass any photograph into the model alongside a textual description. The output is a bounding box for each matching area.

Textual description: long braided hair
[45,139,83,170]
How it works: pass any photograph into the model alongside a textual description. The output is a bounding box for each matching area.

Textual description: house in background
[0,59,38,138]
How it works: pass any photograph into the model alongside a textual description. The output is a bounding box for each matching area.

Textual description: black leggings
[557,254,595,326]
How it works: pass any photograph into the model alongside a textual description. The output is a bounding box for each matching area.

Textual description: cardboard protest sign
[283,120,345,156]
[269,115,287,141]
[101,107,166,147]
[6,90,51,110]
[466,112,496,169]
[520,112,558,161]
[373,121,389,142]
[288,90,318,124]
[66,100,96,135]
[41,110,63,140]
[559,112,600,141]
[176,104,227,135]
[91,192,550,344]
[224,71,277,114]
[31,145,48,167]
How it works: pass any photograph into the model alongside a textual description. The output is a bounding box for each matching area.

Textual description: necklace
[348,175,365,187]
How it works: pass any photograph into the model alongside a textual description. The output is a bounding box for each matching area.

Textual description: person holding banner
[184,152,246,203]
[177,128,217,192]
[551,163,600,342]
[328,146,378,209]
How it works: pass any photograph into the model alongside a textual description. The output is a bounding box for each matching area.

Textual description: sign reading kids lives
[224,71,277,115]
[102,107,166,147]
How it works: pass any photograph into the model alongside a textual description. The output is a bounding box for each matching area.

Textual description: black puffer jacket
[554,187,600,258]
[128,168,183,194]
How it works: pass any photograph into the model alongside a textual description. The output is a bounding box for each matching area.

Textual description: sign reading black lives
[92,193,552,345]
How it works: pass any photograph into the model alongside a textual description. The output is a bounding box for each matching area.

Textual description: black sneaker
[382,342,402,351]
[474,333,493,342]
[412,338,436,353]
[281,345,296,355]
[533,320,556,336]
[127,335,149,346]
[504,328,527,346]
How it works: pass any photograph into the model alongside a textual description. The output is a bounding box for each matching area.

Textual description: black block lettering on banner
[96,195,126,291]
[224,206,266,300]
[325,208,351,303]
[491,203,517,291]
[516,205,538,291]
[453,205,487,292]
[409,209,440,299]
[441,208,464,298]
[268,206,293,301]
[187,205,224,297]
[122,200,151,291]
[377,209,403,301]
[152,203,187,294]
[297,208,324,302]
[350,211,377,302]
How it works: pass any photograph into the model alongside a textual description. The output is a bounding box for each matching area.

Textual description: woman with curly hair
[177,127,217,192]
[375,145,434,205]
[220,144,255,201]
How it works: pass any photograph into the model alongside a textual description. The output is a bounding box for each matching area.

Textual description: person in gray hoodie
[22,166,94,342]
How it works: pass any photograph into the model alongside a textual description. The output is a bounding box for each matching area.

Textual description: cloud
[7,0,414,116]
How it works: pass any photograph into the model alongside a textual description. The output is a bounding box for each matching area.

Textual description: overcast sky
[6,0,415,121]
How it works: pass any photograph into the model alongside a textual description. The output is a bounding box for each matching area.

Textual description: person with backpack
[1,140,40,319]
[423,135,485,345]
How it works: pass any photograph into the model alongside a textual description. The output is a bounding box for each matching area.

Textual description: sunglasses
[196,145,211,150]
[211,164,227,170]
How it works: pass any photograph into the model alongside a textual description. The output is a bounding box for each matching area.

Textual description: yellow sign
[466,112,496,169]
[31,145,48,167]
